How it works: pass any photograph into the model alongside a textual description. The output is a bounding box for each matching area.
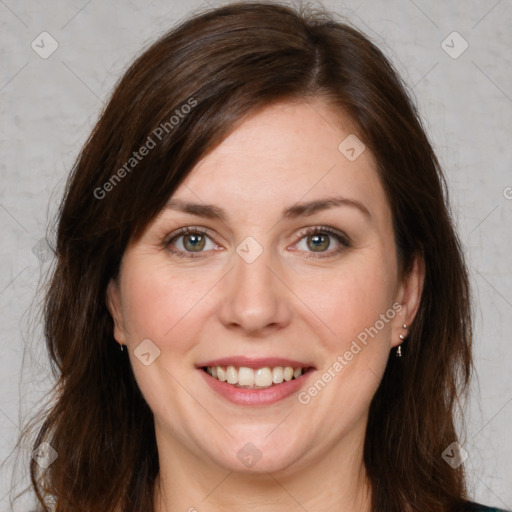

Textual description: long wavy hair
[12,2,473,511]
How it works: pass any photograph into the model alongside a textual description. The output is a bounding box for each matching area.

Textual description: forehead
[172,100,390,226]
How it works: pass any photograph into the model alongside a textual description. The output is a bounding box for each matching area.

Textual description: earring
[120,343,124,352]
[396,324,408,358]
[396,334,405,357]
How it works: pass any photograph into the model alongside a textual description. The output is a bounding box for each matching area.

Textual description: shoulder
[465,503,511,512]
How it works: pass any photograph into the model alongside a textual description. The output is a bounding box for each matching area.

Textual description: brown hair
[13,2,473,510]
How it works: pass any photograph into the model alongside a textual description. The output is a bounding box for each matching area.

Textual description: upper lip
[197,356,315,369]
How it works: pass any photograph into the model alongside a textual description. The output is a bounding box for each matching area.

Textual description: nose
[217,244,292,335]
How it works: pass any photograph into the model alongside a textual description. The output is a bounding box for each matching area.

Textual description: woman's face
[107,99,422,476]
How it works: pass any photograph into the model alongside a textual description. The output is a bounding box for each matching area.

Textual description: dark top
[27,500,511,511]
[468,503,510,512]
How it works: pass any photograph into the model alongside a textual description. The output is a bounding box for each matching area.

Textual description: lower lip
[199,368,314,406]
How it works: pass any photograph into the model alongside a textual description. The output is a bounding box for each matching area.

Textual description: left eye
[294,227,349,257]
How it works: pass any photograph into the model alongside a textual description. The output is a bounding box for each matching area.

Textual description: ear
[390,254,425,348]
[106,278,126,345]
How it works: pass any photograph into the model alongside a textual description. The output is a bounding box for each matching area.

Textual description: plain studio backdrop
[1,1,511,510]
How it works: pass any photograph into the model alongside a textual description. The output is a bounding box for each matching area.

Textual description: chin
[220,449,300,475]
[214,432,305,474]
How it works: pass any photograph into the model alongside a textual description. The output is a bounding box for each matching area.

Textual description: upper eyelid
[296,225,349,240]
[165,226,216,242]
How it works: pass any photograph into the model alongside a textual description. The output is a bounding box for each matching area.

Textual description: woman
[15,2,509,511]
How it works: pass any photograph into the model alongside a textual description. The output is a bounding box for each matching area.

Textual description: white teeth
[254,367,273,387]
[204,365,306,388]
[272,366,284,384]
[226,365,237,384]
[238,367,255,386]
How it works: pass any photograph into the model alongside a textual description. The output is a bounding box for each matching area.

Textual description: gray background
[1,0,511,510]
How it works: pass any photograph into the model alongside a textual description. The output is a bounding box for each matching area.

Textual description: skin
[107,99,424,512]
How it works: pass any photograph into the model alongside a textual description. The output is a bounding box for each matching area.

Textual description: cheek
[297,260,397,423]
[296,254,397,349]
[119,258,215,415]
[119,257,214,347]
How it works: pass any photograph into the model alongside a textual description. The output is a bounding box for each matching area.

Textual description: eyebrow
[164,196,371,221]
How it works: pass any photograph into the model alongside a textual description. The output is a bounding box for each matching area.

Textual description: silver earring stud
[397,328,407,358]
[120,344,124,351]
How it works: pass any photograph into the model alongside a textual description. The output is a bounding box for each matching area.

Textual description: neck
[153,424,371,512]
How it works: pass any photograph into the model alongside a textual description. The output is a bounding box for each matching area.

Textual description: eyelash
[163,225,350,260]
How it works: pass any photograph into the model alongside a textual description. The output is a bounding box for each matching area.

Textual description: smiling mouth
[202,365,312,389]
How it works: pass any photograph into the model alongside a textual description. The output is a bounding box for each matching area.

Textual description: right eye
[163,227,221,258]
